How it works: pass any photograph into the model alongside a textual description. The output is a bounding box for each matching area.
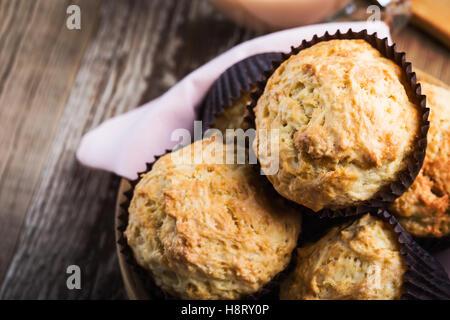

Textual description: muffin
[390,82,450,238]
[253,39,421,212]
[125,136,302,300]
[280,214,406,300]
[212,89,252,133]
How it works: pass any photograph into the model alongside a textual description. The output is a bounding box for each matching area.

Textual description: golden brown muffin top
[280,214,406,300]
[125,136,302,299]
[254,39,420,211]
[390,82,450,237]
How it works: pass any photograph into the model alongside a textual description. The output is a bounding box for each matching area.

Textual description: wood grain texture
[0,0,101,286]
[393,26,450,85]
[0,0,448,300]
[0,0,257,299]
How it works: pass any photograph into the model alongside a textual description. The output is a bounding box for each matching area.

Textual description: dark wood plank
[0,0,102,285]
[0,0,258,299]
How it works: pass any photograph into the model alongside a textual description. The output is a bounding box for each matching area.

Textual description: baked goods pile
[123,35,450,300]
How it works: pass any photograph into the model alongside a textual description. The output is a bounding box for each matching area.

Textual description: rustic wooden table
[0,0,448,300]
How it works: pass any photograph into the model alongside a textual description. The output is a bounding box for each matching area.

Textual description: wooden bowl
[115,179,150,300]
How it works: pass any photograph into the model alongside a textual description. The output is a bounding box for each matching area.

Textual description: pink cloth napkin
[75,21,450,272]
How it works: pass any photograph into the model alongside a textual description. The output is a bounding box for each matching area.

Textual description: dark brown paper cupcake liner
[414,235,450,253]
[116,151,298,300]
[299,209,450,300]
[117,154,175,300]
[198,52,282,131]
[246,29,430,218]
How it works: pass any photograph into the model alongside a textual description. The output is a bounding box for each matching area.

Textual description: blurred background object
[207,0,450,47]
[206,0,412,33]
[206,0,354,31]
[410,0,450,48]
[333,0,411,34]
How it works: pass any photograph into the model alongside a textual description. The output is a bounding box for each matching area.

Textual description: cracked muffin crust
[390,82,450,237]
[125,136,302,300]
[280,214,406,300]
[253,39,421,212]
